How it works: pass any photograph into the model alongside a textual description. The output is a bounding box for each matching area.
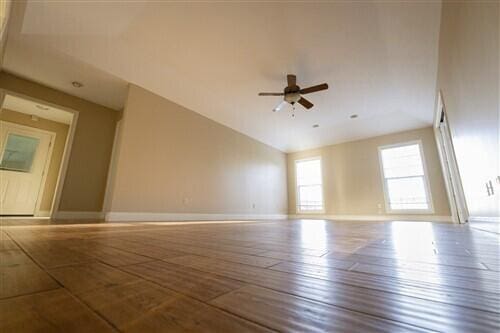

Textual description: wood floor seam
[101,265,277,332]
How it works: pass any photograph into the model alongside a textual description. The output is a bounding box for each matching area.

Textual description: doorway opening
[434,91,469,224]
[0,91,78,218]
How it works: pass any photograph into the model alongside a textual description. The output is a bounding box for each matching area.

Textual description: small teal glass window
[0,134,39,172]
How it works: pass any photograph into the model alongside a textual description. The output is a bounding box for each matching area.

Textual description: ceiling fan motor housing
[284,85,301,104]
[258,74,328,110]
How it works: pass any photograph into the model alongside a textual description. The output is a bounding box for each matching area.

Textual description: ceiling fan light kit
[259,74,328,115]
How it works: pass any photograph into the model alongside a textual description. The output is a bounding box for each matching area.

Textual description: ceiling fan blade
[298,97,314,109]
[273,100,288,112]
[258,92,284,96]
[287,74,296,87]
[299,83,328,95]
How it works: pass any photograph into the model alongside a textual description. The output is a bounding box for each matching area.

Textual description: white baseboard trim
[53,211,105,220]
[468,216,500,223]
[53,211,454,223]
[288,214,453,223]
[105,212,288,222]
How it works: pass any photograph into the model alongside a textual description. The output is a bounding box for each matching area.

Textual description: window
[379,142,432,212]
[0,134,39,172]
[295,158,324,212]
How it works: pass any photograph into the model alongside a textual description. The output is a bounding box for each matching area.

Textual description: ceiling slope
[3,1,441,152]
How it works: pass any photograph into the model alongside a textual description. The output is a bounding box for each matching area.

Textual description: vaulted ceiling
[4,1,442,152]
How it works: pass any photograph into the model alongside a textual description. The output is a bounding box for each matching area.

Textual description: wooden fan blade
[287,74,296,87]
[300,83,328,95]
[273,101,288,112]
[298,97,314,109]
[259,92,284,96]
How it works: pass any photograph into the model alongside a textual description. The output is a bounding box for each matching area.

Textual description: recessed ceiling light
[350,114,358,119]
[35,104,49,111]
[312,124,319,128]
[71,81,84,88]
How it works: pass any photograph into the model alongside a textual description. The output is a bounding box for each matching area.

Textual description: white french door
[0,121,53,215]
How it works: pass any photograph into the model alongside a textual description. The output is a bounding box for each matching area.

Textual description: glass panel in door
[0,133,40,172]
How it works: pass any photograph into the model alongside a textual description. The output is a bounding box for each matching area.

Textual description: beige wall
[0,109,69,212]
[287,127,451,217]
[437,1,499,218]
[0,72,119,212]
[109,84,287,216]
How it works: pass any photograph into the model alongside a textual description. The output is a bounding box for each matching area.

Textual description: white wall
[437,1,499,219]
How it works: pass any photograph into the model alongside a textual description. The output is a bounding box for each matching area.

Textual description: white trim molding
[55,211,456,223]
[54,211,105,220]
[289,214,453,223]
[106,212,288,222]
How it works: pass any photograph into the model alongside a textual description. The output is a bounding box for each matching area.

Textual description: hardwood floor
[0,219,498,332]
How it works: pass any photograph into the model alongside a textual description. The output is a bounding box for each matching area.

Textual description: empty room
[0,1,498,332]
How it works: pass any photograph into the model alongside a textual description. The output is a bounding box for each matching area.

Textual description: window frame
[377,140,434,214]
[295,156,325,214]
[0,132,40,173]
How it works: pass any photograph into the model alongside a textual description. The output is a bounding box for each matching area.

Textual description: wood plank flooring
[1,218,499,332]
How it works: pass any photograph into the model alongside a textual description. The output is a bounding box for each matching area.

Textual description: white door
[0,121,53,215]
[438,113,469,223]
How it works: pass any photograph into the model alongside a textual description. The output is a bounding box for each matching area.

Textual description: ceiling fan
[258,74,328,112]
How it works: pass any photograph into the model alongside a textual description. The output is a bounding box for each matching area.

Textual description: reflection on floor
[1,218,499,332]
[469,220,500,235]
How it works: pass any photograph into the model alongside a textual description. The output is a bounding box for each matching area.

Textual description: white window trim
[377,140,435,214]
[295,156,325,214]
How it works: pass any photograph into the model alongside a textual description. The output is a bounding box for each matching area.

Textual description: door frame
[0,120,55,216]
[102,118,122,214]
[0,89,79,218]
[433,90,469,223]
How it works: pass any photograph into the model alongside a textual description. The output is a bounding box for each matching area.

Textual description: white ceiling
[3,1,442,152]
[3,94,73,124]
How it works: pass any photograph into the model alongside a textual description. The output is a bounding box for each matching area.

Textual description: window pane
[381,144,424,178]
[299,204,324,211]
[296,158,323,211]
[380,143,431,211]
[387,176,429,210]
[298,184,323,211]
[296,159,322,185]
[0,134,39,172]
